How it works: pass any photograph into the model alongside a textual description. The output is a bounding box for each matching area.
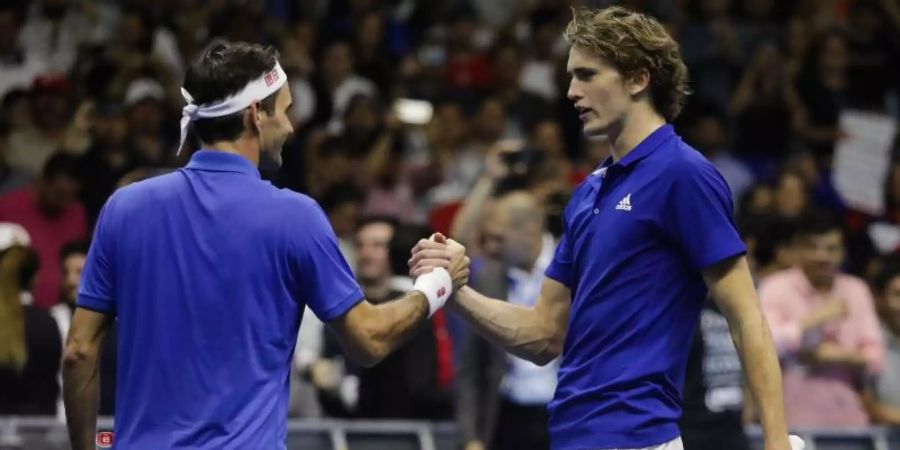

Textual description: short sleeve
[664,160,746,269]
[292,200,364,322]
[545,230,574,287]
[77,195,118,314]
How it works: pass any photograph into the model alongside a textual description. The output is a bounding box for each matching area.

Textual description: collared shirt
[544,125,745,450]
[501,233,559,405]
[758,267,884,427]
[78,150,363,450]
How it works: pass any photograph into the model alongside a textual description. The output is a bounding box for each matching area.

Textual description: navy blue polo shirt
[77,150,363,449]
[544,125,746,450]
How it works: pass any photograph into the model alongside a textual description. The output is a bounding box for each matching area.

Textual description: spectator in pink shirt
[0,153,86,309]
[759,209,885,428]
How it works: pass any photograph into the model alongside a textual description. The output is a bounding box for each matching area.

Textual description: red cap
[30,72,72,95]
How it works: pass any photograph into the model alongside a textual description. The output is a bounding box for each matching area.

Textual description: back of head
[564,6,690,121]
[42,151,79,180]
[182,42,280,146]
[496,191,546,230]
[0,245,40,372]
[795,208,841,240]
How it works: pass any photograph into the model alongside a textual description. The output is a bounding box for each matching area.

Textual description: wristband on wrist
[412,267,453,317]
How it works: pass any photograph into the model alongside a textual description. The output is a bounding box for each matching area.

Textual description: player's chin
[582,120,607,137]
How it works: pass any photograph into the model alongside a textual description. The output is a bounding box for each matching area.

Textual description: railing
[2,417,899,450]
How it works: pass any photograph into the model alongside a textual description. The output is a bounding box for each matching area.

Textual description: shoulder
[268,188,327,222]
[23,305,61,335]
[653,140,730,196]
[658,140,720,179]
[836,273,875,301]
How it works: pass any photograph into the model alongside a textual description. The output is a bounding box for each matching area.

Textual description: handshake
[407,233,471,317]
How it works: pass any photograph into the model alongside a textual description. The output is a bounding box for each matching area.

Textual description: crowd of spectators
[0,0,899,449]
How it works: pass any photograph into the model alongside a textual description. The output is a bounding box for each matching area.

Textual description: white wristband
[412,267,453,317]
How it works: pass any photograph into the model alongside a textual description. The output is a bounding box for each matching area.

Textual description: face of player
[62,253,86,304]
[566,46,643,138]
[355,222,394,284]
[798,229,844,287]
[256,84,294,169]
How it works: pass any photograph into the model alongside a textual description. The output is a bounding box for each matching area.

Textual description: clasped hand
[408,233,470,291]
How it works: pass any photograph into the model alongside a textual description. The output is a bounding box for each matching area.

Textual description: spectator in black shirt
[354,217,451,419]
[0,239,61,415]
[680,299,751,450]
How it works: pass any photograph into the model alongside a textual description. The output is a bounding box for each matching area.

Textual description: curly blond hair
[564,6,690,121]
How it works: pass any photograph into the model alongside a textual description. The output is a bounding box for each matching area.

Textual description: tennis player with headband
[62,42,469,450]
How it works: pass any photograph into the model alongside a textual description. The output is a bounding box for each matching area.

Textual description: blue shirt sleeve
[545,230,574,287]
[664,159,746,270]
[77,194,118,314]
[292,200,364,322]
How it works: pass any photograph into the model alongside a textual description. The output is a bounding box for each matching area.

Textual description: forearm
[450,286,559,365]
[63,354,100,450]
[350,292,430,367]
[730,308,789,444]
[808,343,868,368]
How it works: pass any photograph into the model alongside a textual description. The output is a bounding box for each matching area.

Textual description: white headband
[178,61,288,154]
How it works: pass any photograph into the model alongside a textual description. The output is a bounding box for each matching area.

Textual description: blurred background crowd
[0,0,899,449]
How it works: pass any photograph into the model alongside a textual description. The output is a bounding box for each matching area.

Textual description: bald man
[457,192,559,450]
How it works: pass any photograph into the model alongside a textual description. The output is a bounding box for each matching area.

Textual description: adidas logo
[615,194,632,211]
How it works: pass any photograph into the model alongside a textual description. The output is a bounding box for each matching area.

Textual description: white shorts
[612,436,683,450]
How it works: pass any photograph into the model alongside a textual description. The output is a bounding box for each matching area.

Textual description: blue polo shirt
[544,125,746,450]
[77,150,364,449]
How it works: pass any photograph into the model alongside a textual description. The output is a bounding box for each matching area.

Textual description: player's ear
[626,68,651,96]
[246,101,263,134]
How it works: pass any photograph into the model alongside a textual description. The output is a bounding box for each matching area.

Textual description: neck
[607,104,666,162]
[206,137,260,167]
[361,277,392,301]
[803,267,834,292]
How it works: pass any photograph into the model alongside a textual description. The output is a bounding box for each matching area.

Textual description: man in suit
[455,192,558,450]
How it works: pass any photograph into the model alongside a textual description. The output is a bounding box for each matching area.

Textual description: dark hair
[42,152,80,180]
[182,42,281,145]
[795,208,841,238]
[0,1,23,26]
[875,255,900,295]
[751,215,798,267]
[356,216,399,233]
[60,240,89,262]
[0,118,8,138]
[389,224,433,276]
[319,184,364,214]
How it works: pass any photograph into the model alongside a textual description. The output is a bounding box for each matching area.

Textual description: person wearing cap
[62,41,470,450]
[7,72,90,176]
[0,223,63,416]
[124,77,169,166]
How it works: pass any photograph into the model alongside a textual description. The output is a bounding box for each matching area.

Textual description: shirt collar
[595,124,676,173]
[185,150,261,179]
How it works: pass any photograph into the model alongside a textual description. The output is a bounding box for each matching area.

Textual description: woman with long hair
[0,245,62,415]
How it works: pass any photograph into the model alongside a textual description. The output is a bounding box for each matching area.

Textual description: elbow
[62,341,98,371]
[532,331,565,366]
